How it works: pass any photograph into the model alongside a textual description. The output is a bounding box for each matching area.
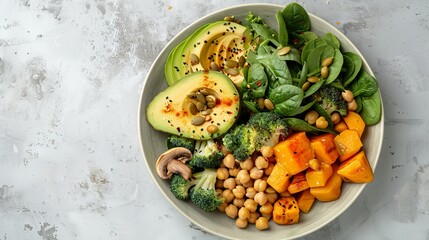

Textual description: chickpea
[255,156,269,169]
[265,186,276,194]
[249,167,264,180]
[260,146,273,158]
[233,198,245,208]
[235,218,248,229]
[232,185,246,199]
[254,179,267,192]
[238,207,251,220]
[246,187,257,199]
[215,180,224,189]
[223,178,236,190]
[236,169,251,184]
[244,199,258,212]
[254,192,268,205]
[255,217,270,231]
[217,167,229,180]
[225,204,238,219]
[217,201,228,212]
[223,154,236,169]
[221,145,231,156]
[223,189,235,203]
[264,163,275,176]
[241,178,254,188]
[342,90,354,103]
[266,192,278,204]
[348,99,358,111]
[229,167,240,177]
[215,188,223,195]
[316,116,329,129]
[261,213,272,221]
[259,203,273,215]
[248,212,260,224]
[305,110,319,125]
[309,158,321,171]
[330,112,341,125]
[240,158,254,170]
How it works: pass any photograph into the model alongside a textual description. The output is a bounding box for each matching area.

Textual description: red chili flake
[256,81,261,86]
[293,38,300,45]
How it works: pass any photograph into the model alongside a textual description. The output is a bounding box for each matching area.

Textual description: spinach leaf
[360,90,382,125]
[301,38,327,63]
[307,45,335,76]
[284,118,338,134]
[350,70,379,97]
[325,48,344,84]
[342,54,355,81]
[281,3,311,33]
[282,100,316,116]
[303,31,318,42]
[251,23,281,48]
[276,48,301,64]
[355,95,363,113]
[269,85,304,116]
[247,63,268,98]
[275,11,288,46]
[313,103,334,128]
[322,32,341,49]
[297,61,308,88]
[304,79,325,98]
[289,32,306,49]
[243,99,261,113]
[259,57,293,88]
[342,52,362,87]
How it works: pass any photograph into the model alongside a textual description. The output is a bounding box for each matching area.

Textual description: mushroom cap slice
[156,147,193,180]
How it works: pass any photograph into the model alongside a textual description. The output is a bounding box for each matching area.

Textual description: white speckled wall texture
[1,0,428,239]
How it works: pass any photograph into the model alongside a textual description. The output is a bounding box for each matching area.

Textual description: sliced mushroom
[156,147,193,180]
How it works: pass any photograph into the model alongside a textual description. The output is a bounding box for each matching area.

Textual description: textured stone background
[1,0,428,239]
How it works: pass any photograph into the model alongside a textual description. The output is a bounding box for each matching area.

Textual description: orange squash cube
[337,150,374,183]
[334,129,363,162]
[306,162,333,187]
[267,163,291,193]
[310,165,342,202]
[310,133,338,164]
[343,111,366,137]
[296,189,315,213]
[273,132,314,175]
[334,120,348,133]
[273,197,300,225]
[287,172,309,194]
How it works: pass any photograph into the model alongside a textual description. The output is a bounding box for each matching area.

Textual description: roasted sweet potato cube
[337,150,374,183]
[306,162,333,188]
[267,163,291,193]
[334,120,348,133]
[343,111,366,137]
[273,197,300,225]
[296,189,315,213]
[334,129,363,162]
[273,132,314,175]
[287,172,309,194]
[310,133,338,164]
[310,165,342,202]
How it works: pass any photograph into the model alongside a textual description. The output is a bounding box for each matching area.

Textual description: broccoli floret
[313,86,348,116]
[189,140,224,168]
[222,112,288,161]
[170,174,195,200]
[222,124,259,161]
[189,169,224,212]
[166,135,195,152]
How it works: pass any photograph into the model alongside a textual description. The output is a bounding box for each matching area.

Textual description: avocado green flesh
[165,20,253,86]
[146,71,240,140]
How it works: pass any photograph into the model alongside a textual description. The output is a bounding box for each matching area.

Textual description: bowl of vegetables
[138,2,384,239]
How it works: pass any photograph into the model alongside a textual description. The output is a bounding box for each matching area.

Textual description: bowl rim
[138,3,384,239]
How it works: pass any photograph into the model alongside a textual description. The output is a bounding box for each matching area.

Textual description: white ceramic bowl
[138,3,384,239]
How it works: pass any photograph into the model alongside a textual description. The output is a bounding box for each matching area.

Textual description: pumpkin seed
[196,92,206,104]
[199,89,209,96]
[201,109,213,116]
[239,56,246,67]
[205,115,211,122]
[187,92,196,99]
[225,59,239,68]
[190,53,199,66]
[226,68,239,76]
[321,66,329,79]
[196,102,205,111]
[277,46,291,56]
[302,81,311,91]
[322,57,334,67]
[223,16,234,22]
[191,116,205,126]
[207,124,218,133]
[206,95,217,108]
[307,76,320,83]
[264,99,275,111]
[257,98,265,110]
[210,62,219,71]
[189,102,198,115]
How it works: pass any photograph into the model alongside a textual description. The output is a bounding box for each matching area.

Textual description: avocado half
[165,20,253,87]
[146,71,240,140]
